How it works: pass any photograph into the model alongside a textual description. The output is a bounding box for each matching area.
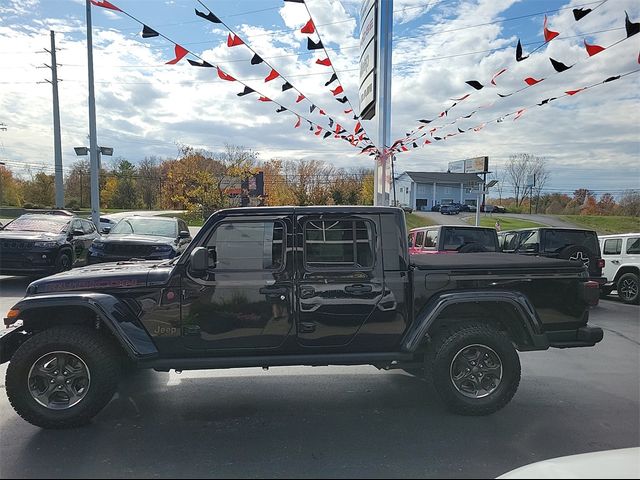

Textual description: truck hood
[99,234,177,245]
[27,260,175,294]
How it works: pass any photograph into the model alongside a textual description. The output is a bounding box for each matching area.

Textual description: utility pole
[43,31,64,209]
[85,0,100,227]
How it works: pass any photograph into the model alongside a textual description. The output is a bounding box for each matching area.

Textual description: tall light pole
[74,146,112,221]
[85,0,100,227]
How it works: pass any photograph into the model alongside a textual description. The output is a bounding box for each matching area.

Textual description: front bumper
[0,250,59,275]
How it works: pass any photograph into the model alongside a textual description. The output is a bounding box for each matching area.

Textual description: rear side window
[424,230,438,249]
[408,233,414,248]
[603,239,622,255]
[441,228,497,251]
[518,231,539,252]
[206,221,284,271]
[543,230,599,254]
[304,219,374,269]
[627,237,640,254]
[82,220,96,234]
[502,233,518,251]
[415,231,425,248]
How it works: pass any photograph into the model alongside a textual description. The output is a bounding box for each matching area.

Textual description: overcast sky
[0,0,638,196]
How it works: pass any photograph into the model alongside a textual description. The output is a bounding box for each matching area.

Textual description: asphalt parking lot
[0,275,638,478]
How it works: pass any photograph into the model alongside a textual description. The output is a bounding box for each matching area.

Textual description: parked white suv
[599,233,640,304]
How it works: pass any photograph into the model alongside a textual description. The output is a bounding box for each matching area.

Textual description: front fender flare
[10,292,158,360]
[401,290,549,352]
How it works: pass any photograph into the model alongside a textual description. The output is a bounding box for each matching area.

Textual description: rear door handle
[344,284,373,294]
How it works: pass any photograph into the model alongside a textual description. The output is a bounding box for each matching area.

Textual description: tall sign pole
[376,0,393,206]
[85,0,100,227]
[48,31,64,209]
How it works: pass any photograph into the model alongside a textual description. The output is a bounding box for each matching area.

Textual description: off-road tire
[426,323,521,416]
[6,326,121,429]
[617,273,639,305]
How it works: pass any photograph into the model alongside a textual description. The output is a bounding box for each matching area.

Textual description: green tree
[0,165,23,206]
[23,171,55,207]
[110,158,140,209]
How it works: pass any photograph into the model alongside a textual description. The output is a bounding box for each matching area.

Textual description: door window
[627,237,640,254]
[603,238,622,255]
[82,220,96,234]
[408,233,414,248]
[206,221,284,271]
[415,231,425,248]
[424,230,438,249]
[304,219,374,269]
[518,231,539,252]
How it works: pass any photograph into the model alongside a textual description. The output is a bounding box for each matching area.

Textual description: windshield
[110,218,177,237]
[2,216,69,233]
[442,228,498,251]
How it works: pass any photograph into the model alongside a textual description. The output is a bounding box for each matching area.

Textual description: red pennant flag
[227,33,244,47]
[430,128,437,134]
[439,111,446,118]
[319,109,326,115]
[301,18,315,34]
[524,77,544,86]
[264,68,280,82]
[354,121,362,133]
[401,146,408,152]
[565,88,586,95]
[543,15,559,42]
[316,58,332,66]
[296,94,305,103]
[473,124,486,132]
[315,126,323,136]
[344,109,353,114]
[90,0,121,11]
[166,44,189,65]
[335,124,342,134]
[424,139,431,145]
[514,109,526,121]
[216,66,235,81]
[584,40,605,56]
[451,93,471,101]
[331,85,344,96]
[258,96,271,102]
[490,68,507,85]
[294,116,301,128]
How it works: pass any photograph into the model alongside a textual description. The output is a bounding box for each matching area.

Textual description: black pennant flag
[538,98,557,106]
[195,8,222,24]
[141,25,159,38]
[237,86,255,97]
[412,142,418,148]
[550,57,573,72]
[281,82,293,91]
[276,106,287,113]
[626,11,640,38]
[187,59,214,67]
[458,128,464,133]
[498,92,513,98]
[250,53,264,65]
[324,73,338,86]
[516,39,529,62]
[465,80,484,90]
[336,96,349,103]
[353,114,359,120]
[463,112,476,119]
[309,122,314,132]
[307,38,324,50]
[433,136,442,141]
[310,104,317,113]
[604,75,621,83]
[573,8,592,21]
[419,119,432,124]
[328,118,334,127]
[323,131,332,139]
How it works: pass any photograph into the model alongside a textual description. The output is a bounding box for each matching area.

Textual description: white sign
[360,3,376,50]
[526,174,536,187]
[449,156,488,174]
[360,40,375,86]
[448,160,465,173]
[360,0,375,20]
[359,72,375,114]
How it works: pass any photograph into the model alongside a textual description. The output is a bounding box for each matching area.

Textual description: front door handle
[344,284,373,294]
[611,260,620,264]
[299,322,316,333]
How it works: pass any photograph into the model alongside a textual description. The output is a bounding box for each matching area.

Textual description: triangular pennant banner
[296,94,305,103]
[227,33,244,47]
[514,109,526,120]
[354,122,362,133]
[315,126,322,136]
[325,73,338,86]
[573,8,592,21]
[217,66,235,81]
[550,58,572,72]
[538,97,557,105]
[458,128,465,133]
[166,44,189,65]
[543,15,559,42]
[424,139,431,145]
[498,92,513,98]
[451,93,470,101]
[294,116,301,128]
[344,109,353,114]
[565,88,586,95]
[329,118,334,127]
[187,59,214,68]
[625,12,640,38]
[141,25,159,38]
[473,124,486,132]
[323,132,332,139]
[516,39,529,62]
[258,96,271,102]
[319,109,326,115]
[282,82,293,91]
[250,53,264,65]
[336,96,349,103]
[331,85,344,96]
[301,18,315,34]
[264,69,280,82]
[90,0,121,11]
[237,86,254,96]
[603,75,621,83]
[490,68,507,85]
[463,112,476,118]
[584,40,605,56]
[310,104,317,113]
[276,106,287,113]
[195,8,221,23]
[316,57,332,66]
[412,142,418,149]
[307,38,324,50]
[419,119,432,124]
[465,80,484,90]
[524,77,544,86]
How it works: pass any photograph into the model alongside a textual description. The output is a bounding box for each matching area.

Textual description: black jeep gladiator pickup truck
[0,207,602,429]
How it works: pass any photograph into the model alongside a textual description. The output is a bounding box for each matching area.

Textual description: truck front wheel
[6,326,121,429]
[428,323,521,416]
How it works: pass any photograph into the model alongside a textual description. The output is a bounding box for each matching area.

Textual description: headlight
[34,241,58,248]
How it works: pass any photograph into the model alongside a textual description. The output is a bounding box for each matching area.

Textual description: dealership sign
[359,0,377,120]
[448,156,489,174]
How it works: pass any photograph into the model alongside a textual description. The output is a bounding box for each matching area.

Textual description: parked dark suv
[440,204,460,215]
[498,227,606,285]
[0,214,98,275]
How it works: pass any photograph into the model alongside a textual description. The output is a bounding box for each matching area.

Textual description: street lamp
[74,145,113,225]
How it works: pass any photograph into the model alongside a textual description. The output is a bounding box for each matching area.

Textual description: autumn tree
[0,165,23,206]
[22,172,55,207]
[505,153,550,207]
[619,190,640,217]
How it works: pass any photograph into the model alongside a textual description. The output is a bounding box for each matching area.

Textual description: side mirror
[72,229,84,236]
[179,230,190,239]
[101,227,111,234]
[189,247,209,273]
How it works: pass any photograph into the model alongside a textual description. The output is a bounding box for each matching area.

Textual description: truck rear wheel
[6,326,121,429]
[427,323,520,416]
[617,273,639,304]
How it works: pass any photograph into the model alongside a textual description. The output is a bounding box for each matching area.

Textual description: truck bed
[411,252,584,273]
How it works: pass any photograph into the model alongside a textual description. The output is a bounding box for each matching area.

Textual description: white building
[395,171,483,211]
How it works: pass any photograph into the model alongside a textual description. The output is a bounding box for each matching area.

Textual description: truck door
[295,213,385,347]
[181,214,295,351]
